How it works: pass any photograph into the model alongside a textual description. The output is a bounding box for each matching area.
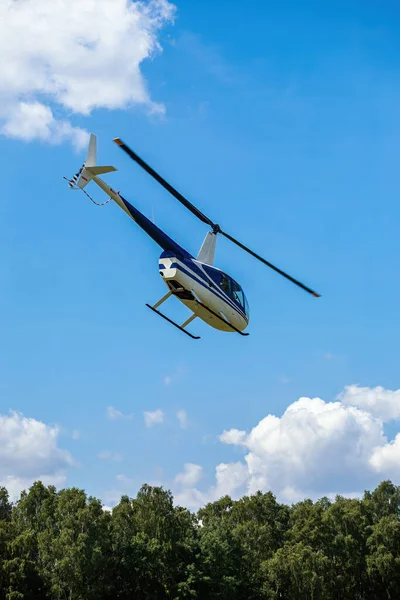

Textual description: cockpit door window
[219,273,231,295]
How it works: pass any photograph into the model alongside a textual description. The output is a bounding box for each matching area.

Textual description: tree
[0,487,12,522]
[322,496,370,599]
[262,542,331,600]
[366,515,400,599]
[364,481,400,523]
[0,487,12,598]
[198,516,250,599]
[0,478,399,599]
[4,481,55,600]
[37,487,112,600]
[109,485,201,599]
[288,498,331,551]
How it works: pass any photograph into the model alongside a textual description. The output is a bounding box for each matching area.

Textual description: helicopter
[65,134,320,339]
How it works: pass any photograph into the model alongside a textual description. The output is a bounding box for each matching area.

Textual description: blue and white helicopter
[66,134,320,339]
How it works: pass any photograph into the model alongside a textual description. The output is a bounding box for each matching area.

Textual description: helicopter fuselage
[158,251,249,332]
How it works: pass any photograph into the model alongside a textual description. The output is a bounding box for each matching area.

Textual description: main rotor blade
[113,137,320,298]
[220,230,321,297]
[114,138,214,227]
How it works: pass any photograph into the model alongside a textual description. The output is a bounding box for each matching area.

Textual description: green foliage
[262,541,331,599]
[0,480,400,598]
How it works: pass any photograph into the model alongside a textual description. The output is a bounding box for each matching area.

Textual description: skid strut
[146,290,200,339]
[145,304,200,339]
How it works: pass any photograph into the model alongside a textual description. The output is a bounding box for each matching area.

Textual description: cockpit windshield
[203,266,250,318]
[231,279,249,317]
[243,293,249,317]
[231,280,244,306]
[218,274,249,317]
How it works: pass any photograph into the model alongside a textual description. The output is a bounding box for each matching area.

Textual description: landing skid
[145,304,200,339]
[146,290,200,339]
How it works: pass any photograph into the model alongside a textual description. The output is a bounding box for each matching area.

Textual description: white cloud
[164,376,172,386]
[144,409,164,427]
[3,474,68,503]
[175,463,203,487]
[339,384,400,422]
[0,0,175,146]
[223,396,386,498]
[214,462,248,497]
[98,450,123,462]
[3,102,89,149]
[177,409,189,429]
[116,474,134,487]
[174,385,400,510]
[106,405,133,420]
[107,406,123,419]
[173,461,247,510]
[219,428,246,446]
[0,411,73,500]
[102,489,124,506]
[174,487,207,509]
[370,434,400,475]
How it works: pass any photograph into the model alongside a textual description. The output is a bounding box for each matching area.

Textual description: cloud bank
[174,385,400,509]
[0,0,175,147]
[0,411,73,500]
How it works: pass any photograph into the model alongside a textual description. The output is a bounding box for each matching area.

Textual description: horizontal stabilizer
[86,166,117,175]
[68,134,117,190]
[74,165,116,190]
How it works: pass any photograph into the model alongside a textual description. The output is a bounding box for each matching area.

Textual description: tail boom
[67,133,191,259]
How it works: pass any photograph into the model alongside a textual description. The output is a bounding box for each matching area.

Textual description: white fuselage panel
[159,256,248,332]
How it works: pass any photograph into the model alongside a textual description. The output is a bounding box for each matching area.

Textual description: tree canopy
[0,480,399,599]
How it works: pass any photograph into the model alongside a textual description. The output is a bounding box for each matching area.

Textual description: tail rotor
[65,133,117,191]
[64,133,118,206]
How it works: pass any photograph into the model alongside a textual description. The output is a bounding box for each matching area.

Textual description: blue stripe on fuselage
[170,259,247,320]
[182,260,248,319]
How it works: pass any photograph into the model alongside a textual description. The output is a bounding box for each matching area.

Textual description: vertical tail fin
[85,133,97,167]
[197,231,217,265]
[68,134,116,190]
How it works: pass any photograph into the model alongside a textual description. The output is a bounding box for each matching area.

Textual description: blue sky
[1,0,400,507]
